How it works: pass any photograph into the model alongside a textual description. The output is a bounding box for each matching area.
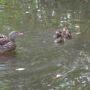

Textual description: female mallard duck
[62,27,72,39]
[0,31,23,54]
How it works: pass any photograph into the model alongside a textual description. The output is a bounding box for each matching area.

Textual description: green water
[0,0,90,90]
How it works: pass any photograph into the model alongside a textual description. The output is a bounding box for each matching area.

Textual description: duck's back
[0,42,16,53]
[0,34,9,45]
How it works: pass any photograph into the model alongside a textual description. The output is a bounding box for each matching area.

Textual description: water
[0,0,90,90]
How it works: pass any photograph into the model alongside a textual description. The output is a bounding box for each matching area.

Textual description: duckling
[53,30,65,44]
[62,27,72,39]
[54,37,65,44]
[53,30,62,39]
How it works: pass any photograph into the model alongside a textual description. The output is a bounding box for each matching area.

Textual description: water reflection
[0,51,16,59]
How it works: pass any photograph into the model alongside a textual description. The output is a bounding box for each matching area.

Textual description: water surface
[0,0,90,90]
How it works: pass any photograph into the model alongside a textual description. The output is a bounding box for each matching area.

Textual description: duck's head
[9,31,23,42]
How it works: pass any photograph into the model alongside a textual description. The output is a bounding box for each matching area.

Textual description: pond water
[0,0,90,90]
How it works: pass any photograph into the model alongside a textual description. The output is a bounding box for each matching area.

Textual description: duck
[53,30,62,39]
[54,37,64,44]
[0,31,23,54]
[62,27,72,39]
[53,30,65,44]
[53,27,72,44]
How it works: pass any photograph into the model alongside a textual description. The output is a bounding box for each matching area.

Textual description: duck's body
[53,31,62,39]
[0,31,23,54]
[53,27,72,44]
[62,27,72,39]
[0,42,16,53]
[54,30,65,44]
[54,37,64,44]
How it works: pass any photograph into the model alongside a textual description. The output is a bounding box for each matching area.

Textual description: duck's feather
[0,31,23,54]
[0,42,16,53]
[54,37,64,44]
[0,34,9,45]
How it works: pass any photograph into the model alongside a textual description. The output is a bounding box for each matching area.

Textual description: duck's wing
[0,34,9,45]
[0,42,16,53]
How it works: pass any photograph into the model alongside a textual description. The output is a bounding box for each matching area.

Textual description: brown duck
[53,30,65,44]
[53,30,62,39]
[54,37,64,44]
[0,31,23,54]
[53,27,72,44]
[62,27,72,39]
